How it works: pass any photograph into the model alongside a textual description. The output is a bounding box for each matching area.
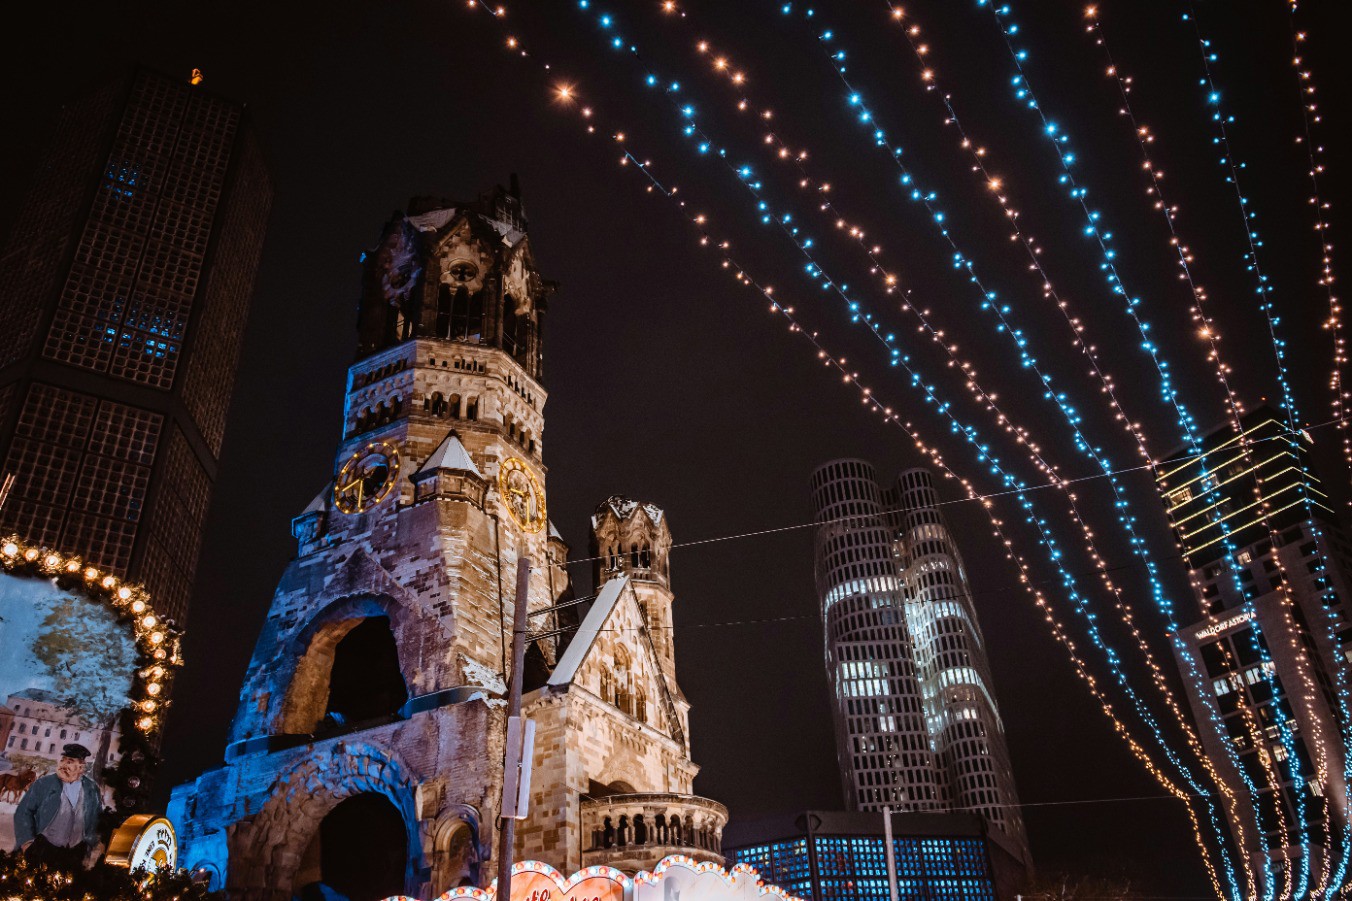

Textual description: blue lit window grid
[737,835,993,901]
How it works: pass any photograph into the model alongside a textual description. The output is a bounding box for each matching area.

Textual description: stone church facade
[168,185,727,900]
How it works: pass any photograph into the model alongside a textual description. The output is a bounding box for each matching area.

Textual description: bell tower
[170,185,726,900]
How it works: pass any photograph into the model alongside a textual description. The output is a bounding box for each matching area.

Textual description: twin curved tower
[811,460,1030,867]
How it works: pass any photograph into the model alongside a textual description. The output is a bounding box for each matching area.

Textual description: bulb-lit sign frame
[380,855,806,901]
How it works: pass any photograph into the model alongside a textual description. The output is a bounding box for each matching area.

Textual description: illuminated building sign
[379,856,805,901]
[1194,610,1255,641]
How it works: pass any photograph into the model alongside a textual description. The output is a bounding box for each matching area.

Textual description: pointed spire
[417,431,481,477]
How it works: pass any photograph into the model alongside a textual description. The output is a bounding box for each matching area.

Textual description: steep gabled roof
[548,576,629,689]
[417,432,481,477]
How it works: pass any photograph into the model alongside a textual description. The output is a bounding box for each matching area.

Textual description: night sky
[3,0,1349,894]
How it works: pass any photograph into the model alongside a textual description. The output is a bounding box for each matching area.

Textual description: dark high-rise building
[809,461,1029,870]
[0,68,272,623]
[1157,409,1352,883]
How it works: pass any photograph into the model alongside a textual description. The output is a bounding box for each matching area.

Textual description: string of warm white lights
[987,2,1346,894]
[1284,5,1348,483]
[981,3,1331,894]
[1179,6,1351,891]
[459,9,1235,892]
[568,13,1247,882]
[1083,8,1352,895]
[632,15,1249,859]
[1080,7,1348,893]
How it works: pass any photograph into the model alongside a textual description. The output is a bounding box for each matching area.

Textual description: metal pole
[496,556,532,901]
[883,807,899,901]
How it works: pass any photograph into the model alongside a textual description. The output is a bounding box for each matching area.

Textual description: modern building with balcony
[1156,408,1352,882]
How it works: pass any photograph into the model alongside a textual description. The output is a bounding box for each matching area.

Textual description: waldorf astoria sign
[380,856,803,901]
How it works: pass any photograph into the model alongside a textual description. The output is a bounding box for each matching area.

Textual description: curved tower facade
[810,459,944,813]
[811,460,1029,867]
[889,468,1027,859]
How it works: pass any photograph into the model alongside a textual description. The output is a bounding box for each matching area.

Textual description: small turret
[590,496,677,676]
[410,431,487,507]
[590,496,671,589]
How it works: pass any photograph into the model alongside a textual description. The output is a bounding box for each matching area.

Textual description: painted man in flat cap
[13,743,103,870]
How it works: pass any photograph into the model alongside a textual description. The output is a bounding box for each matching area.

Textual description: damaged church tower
[168,184,726,900]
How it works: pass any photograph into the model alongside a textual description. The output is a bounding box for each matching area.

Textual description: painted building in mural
[809,461,1029,870]
[168,185,726,900]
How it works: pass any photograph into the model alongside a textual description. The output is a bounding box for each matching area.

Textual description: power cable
[551,415,1346,570]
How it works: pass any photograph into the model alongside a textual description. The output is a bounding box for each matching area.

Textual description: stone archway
[276,594,412,736]
[226,742,422,900]
[293,793,407,901]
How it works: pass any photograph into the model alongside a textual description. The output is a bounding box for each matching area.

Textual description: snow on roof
[484,216,527,247]
[407,208,457,233]
[590,495,665,528]
[418,431,481,476]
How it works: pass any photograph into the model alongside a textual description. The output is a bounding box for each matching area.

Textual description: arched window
[635,689,647,723]
[599,664,614,702]
[613,648,633,715]
[502,295,519,355]
[640,545,651,568]
[437,284,453,338]
[447,394,461,420]
[428,393,445,417]
[450,287,472,340]
[630,544,640,568]
[466,398,478,420]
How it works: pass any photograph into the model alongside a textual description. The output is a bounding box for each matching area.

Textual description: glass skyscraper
[0,68,271,622]
[810,461,1029,869]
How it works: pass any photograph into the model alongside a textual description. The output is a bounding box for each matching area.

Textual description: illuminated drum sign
[106,814,178,875]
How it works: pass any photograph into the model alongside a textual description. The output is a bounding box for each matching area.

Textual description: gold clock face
[498,456,546,532]
[334,442,401,514]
